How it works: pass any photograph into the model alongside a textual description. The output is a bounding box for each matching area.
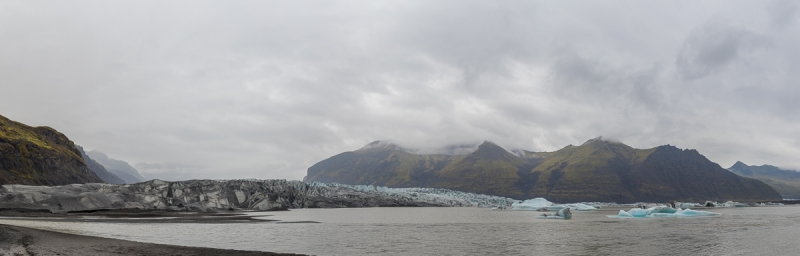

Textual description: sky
[1,0,799,181]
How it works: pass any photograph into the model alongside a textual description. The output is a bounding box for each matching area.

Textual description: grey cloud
[2,1,800,180]
[766,0,798,26]
[676,23,767,80]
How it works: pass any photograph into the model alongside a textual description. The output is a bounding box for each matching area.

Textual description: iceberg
[511,198,597,211]
[609,206,721,218]
[511,198,554,211]
[536,208,572,220]
[562,203,598,211]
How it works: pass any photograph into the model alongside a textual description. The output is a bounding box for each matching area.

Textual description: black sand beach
[0,224,304,256]
[0,209,305,255]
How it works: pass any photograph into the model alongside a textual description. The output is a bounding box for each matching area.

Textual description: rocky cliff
[0,179,515,212]
[306,138,782,203]
[0,114,103,185]
[729,161,800,199]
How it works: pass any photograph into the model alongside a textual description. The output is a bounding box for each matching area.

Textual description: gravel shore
[0,224,303,256]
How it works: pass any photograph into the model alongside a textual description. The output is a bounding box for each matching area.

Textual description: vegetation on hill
[0,114,104,185]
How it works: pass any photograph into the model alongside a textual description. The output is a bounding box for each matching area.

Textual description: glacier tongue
[0,180,517,213]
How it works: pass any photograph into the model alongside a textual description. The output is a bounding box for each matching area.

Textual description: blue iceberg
[609,206,720,218]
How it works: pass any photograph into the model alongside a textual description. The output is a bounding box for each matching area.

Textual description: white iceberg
[511,198,597,211]
[511,198,554,210]
[562,203,598,211]
[609,207,720,218]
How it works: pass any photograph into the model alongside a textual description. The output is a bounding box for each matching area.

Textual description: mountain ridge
[86,150,146,183]
[729,161,800,199]
[306,139,781,203]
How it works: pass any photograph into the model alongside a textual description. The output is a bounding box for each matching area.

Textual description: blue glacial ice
[609,206,721,218]
[511,198,598,211]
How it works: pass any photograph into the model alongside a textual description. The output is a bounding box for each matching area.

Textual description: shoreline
[0,224,304,256]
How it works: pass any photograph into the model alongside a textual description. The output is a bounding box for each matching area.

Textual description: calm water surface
[2,206,800,255]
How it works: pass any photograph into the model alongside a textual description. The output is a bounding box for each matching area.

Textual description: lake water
[2,206,800,255]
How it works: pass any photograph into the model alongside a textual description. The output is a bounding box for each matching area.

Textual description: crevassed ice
[310,182,517,208]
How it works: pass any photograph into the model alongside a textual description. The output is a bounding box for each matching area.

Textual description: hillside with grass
[0,114,103,185]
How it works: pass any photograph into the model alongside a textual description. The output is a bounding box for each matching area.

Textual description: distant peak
[581,136,622,146]
[473,140,512,154]
[480,140,499,146]
[476,141,505,150]
[358,140,402,151]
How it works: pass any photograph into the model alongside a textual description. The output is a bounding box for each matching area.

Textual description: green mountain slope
[729,161,800,199]
[432,142,531,198]
[0,114,104,185]
[526,139,651,202]
[304,141,451,188]
[306,138,782,203]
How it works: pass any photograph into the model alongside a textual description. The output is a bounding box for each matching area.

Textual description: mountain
[0,114,104,185]
[304,141,530,198]
[76,145,126,184]
[729,161,800,199]
[86,150,146,183]
[305,138,781,203]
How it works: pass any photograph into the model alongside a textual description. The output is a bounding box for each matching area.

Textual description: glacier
[0,179,517,213]
[610,206,721,218]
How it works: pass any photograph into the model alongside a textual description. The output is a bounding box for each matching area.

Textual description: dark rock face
[0,180,515,212]
[86,150,146,184]
[626,146,781,203]
[76,146,126,184]
[0,115,103,186]
[305,139,782,203]
[729,161,800,199]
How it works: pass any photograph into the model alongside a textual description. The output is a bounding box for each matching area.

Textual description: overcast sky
[2,0,799,181]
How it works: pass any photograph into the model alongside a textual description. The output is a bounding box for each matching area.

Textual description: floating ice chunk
[562,203,597,211]
[677,208,722,217]
[608,207,721,218]
[536,208,572,220]
[511,198,597,211]
[650,206,677,214]
[628,208,648,217]
[511,198,554,210]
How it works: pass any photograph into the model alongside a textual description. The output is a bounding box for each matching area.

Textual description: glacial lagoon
[2,206,800,255]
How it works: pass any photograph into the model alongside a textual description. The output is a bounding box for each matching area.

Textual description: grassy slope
[526,140,654,202]
[434,142,528,198]
[0,114,102,185]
